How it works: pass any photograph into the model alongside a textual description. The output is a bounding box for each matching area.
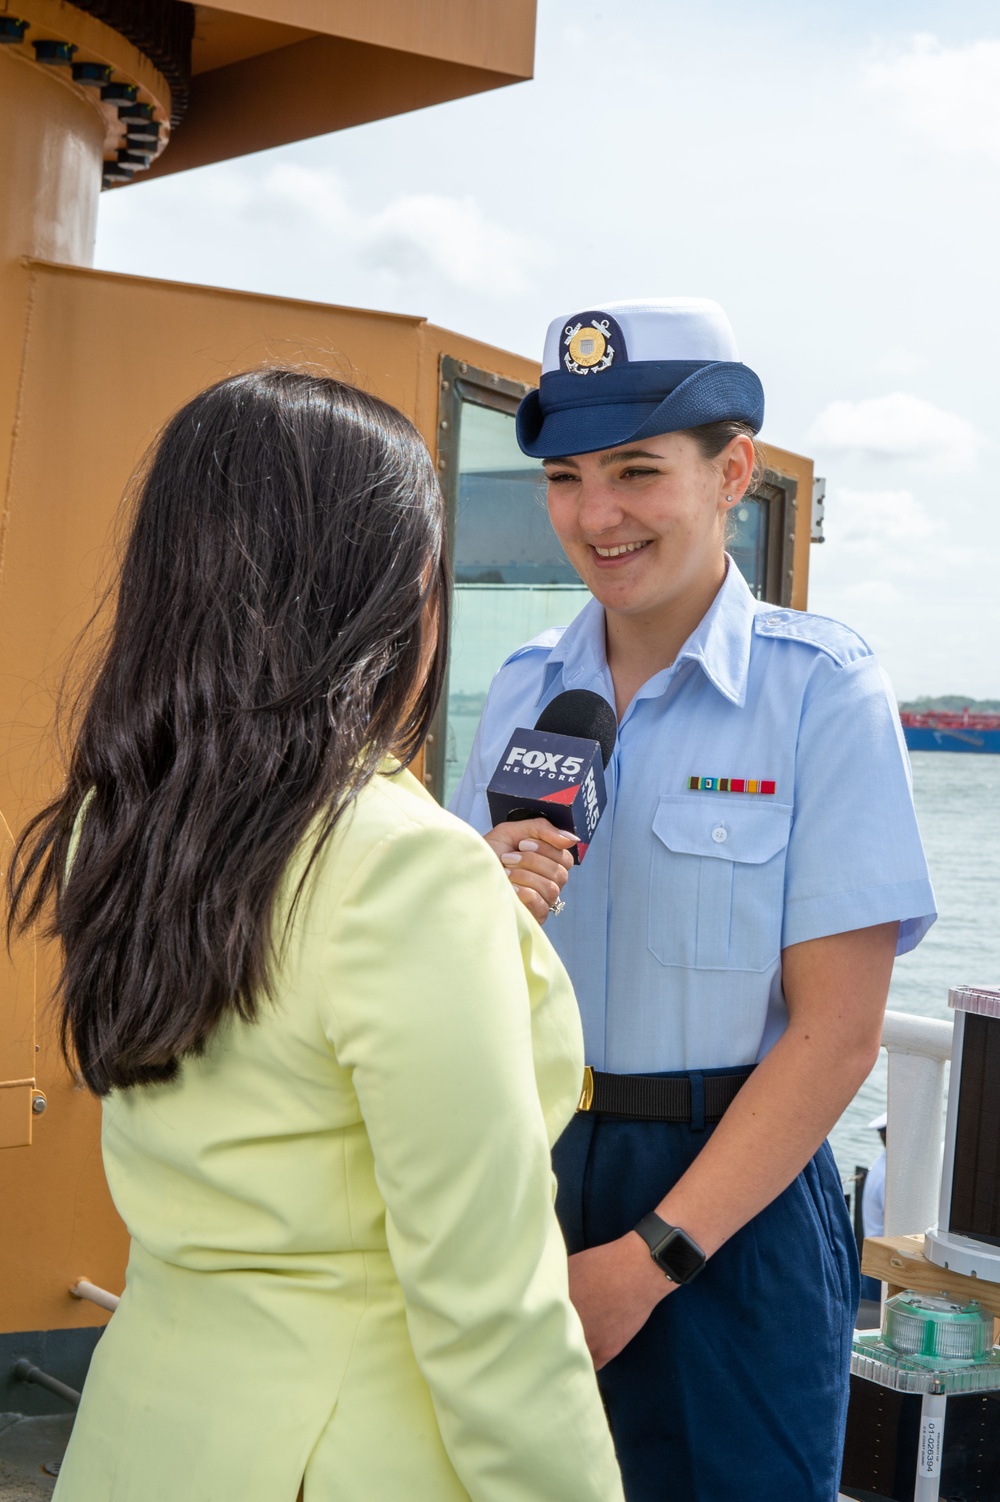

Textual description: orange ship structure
[0,0,819,1428]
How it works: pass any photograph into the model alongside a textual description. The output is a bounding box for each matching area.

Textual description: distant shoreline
[900,696,1000,713]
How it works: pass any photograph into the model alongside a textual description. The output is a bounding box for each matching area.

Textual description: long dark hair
[7,369,449,1095]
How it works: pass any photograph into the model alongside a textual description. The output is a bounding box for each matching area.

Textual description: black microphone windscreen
[534,690,617,767]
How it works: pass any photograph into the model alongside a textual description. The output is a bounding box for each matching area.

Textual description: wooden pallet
[862,1233,1000,1342]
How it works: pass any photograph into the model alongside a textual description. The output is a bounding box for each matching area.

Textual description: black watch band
[634,1212,706,1286]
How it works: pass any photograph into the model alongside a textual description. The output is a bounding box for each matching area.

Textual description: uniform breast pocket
[648,794,792,971]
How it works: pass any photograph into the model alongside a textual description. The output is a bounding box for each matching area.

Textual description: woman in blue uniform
[451,298,936,1502]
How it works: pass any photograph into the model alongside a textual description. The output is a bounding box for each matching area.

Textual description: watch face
[655,1227,705,1284]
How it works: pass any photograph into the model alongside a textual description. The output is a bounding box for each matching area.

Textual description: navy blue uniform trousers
[554,1083,860,1502]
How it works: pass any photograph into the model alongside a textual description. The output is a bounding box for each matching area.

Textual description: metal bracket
[811,475,826,544]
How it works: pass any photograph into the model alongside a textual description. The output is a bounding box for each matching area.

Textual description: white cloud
[810,486,948,607]
[805,393,984,468]
[827,487,942,556]
[840,578,905,606]
[865,34,1000,160]
[368,194,548,296]
[260,165,549,299]
[98,163,551,308]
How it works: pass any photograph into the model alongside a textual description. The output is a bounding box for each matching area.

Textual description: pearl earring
[726,495,733,502]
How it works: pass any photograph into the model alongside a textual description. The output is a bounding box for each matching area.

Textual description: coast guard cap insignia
[563,310,626,376]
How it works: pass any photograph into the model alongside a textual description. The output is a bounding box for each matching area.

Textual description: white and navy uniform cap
[516,296,765,459]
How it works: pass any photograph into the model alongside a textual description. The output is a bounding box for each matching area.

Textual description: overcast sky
[95,0,1000,701]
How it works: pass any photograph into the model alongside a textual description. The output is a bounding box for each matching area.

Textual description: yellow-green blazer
[55,764,624,1502]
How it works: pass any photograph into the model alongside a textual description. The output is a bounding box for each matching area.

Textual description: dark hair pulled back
[685,419,766,493]
[7,369,449,1095]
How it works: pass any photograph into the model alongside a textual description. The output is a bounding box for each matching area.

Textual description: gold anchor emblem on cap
[564,319,615,375]
[569,326,607,367]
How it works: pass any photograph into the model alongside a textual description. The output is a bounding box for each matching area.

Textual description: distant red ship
[899,709,1000,754]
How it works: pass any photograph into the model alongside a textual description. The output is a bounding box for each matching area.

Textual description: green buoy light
[883,1293,993,1364]
[852,1288,1000,1394]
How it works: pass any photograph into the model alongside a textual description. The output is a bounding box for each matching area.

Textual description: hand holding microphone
[483,691,617,925]
[484,817,579,924]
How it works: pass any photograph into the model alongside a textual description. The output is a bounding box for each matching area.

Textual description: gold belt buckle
[577,1065,594,1113]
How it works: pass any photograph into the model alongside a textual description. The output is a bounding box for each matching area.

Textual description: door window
[430,359,588,805]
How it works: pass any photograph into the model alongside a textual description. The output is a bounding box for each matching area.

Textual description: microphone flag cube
[486,727,608,862]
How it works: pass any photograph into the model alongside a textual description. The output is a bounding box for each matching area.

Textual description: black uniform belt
[576,1065,755,1122]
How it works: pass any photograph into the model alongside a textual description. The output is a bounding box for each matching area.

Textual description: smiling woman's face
[543,430,750,624]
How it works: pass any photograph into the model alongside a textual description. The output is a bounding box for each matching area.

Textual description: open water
[828,751,1000,1189]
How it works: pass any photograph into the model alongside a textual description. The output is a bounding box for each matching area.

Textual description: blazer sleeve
[319,811,624,1502]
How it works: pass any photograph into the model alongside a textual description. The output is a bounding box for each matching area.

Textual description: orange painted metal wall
[0,257,537,1336]
[0,0,539,1344]
[149,0,537,177]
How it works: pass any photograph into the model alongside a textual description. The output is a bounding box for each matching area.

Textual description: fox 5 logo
[505,746,584,778]
[581,768,599,836]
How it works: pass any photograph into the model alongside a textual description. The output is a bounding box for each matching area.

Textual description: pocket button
[711,824,728,844]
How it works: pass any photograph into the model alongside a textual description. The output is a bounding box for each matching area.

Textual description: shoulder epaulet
[752,608,872,668]
[499,626,566,669]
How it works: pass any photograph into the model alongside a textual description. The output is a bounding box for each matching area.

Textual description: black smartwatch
[633,1212,706,1286]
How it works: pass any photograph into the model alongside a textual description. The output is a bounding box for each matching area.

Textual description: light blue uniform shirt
[450,562,936,1074]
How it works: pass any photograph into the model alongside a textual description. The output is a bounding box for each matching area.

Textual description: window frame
[753,467,799,607]
[425,356,530,801]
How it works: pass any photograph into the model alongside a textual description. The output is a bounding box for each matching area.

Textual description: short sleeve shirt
[450,561,936,1074]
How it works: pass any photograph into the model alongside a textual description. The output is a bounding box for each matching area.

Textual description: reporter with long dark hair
[8,371,624,1502]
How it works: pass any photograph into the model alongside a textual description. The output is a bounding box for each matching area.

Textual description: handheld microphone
[486,690,618,862]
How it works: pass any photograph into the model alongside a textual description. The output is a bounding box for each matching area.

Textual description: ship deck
[0,1414,68,1499]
